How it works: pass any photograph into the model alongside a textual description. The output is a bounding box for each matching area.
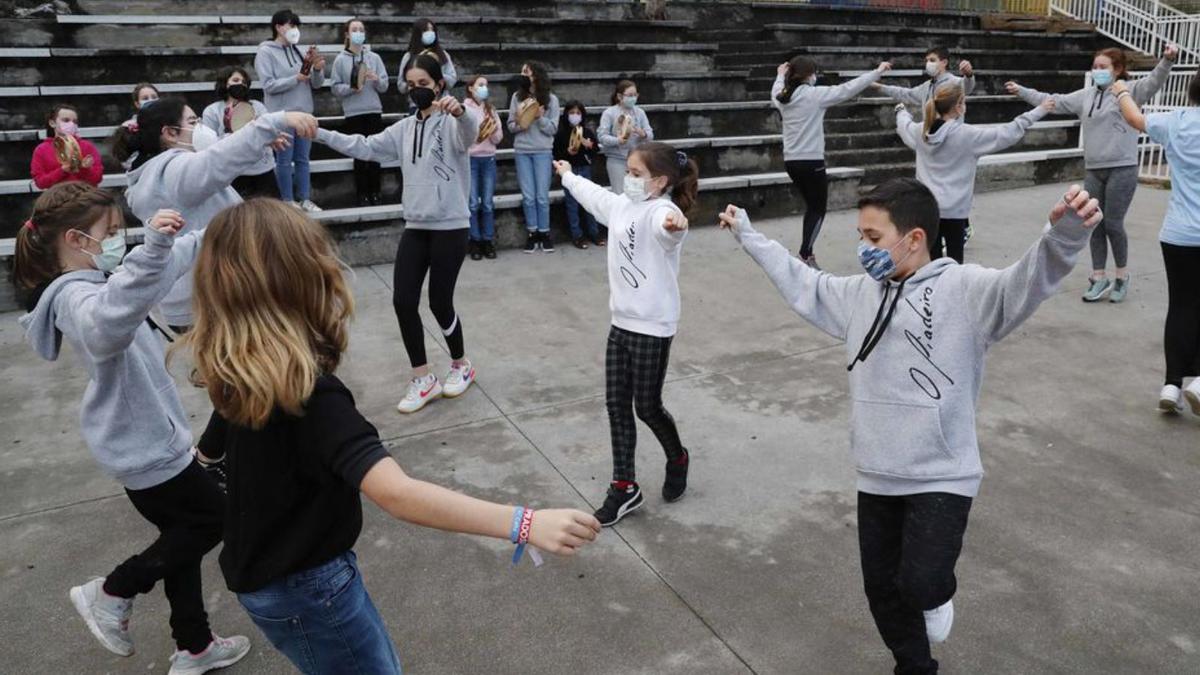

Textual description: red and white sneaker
[442,360,475,398]
[397,375,442,414]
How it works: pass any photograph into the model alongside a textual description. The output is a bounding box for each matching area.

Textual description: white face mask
[623,174,655,202]
[285,27,301,44]
[924,61,941,77]
[191,123,219,150]
[568,113,583,126]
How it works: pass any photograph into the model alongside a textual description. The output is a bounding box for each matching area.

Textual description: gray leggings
[1084,166,1139,270]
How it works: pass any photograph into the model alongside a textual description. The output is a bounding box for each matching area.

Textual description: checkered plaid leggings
[606,325,685,482]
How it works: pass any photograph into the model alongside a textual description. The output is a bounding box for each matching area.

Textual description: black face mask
[227,84,250,101]
[517,75,532,89]
[409,86,437,110]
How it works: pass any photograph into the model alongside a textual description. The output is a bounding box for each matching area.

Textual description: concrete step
[0,15,692,49]
[762,22,1100,53]
[0,43,717,87]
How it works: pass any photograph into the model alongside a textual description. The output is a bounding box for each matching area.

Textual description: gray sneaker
[168,634,251,675]
[1082,277,1112,302]
[70,577,134,656]
[1109,276,1130,303]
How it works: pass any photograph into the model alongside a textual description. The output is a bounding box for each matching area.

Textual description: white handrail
[1050,0,1200,65]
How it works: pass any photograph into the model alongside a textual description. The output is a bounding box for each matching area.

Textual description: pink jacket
[31,136,104,189]
[465,98,503,157]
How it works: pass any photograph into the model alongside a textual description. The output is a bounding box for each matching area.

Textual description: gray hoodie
[897,105,1048,218]
[125,112,290,326]
[508,92,560,153]
[200,99,274,176]
[597,104,654,160]
[1014,58,1173,170]
[771,70,883,161]
[331,47,390,117]
[254,40,325,113]
[19,227,205,490]
[877,71,976,111]
[316,107,480,229]
[730,206,1091,497]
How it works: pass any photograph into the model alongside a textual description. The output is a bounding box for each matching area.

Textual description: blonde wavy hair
[181,199,354,429]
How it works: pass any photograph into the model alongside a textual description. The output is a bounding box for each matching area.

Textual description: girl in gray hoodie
[332,18,391,206]
[721,179,1102,675]
[13,183,250,672]
[315,54,481,416]
[897,84,1054,263]
[1007,44,1178,302]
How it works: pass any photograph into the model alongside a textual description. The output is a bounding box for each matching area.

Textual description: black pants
[345,113,384,199]
[103,461,225,653]
[606,326,685,482]
[858,491,972,675]
[1162,242,1200,386]
[784,160,828,258]
[929,218,967,264]
[232,170,278,200]
[393,228,468,368]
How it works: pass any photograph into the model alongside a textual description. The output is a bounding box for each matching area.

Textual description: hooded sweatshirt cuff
[140,226,176,256]
[1045,207,1091,244]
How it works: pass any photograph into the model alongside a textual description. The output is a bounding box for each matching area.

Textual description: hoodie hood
[921,117,961,147]
[19,270,106,361]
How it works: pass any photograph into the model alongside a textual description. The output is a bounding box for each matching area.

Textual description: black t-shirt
[201,374,391,593]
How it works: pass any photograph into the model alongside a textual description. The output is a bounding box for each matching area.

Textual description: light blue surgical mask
[622,95,638,108]
[421,30,437,46]
[138,98,157,109]
[857,234,915,281]
[75,230,126,273]
[474,85,489,101]
[1092,69,1113,87]
[350,31,366,46]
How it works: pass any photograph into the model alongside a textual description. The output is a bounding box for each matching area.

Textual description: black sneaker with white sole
[662,449,689,502]
[594,483,644,527]
[541,231,556,252]
[524,231,539,253]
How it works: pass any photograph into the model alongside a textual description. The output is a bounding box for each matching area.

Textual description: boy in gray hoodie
[875,46,975,116]
[16,189,249,670]
[720,178,1101,674]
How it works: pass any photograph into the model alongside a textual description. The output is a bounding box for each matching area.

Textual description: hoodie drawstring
[411,115,427,163]
[1088,87,1104,118]
[847,275,910,372]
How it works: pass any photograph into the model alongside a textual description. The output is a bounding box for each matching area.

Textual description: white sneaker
[299,199,323,213]
[1159,384,1183,414]
[397,375,442,414]
[69,577,134,656]
[1184,380,1200,416]
[168,634,251,675]
[288,201,304,211]
[442,360,476,398]
[923,599,954,644]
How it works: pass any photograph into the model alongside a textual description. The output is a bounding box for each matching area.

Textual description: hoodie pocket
[851,399,962,479]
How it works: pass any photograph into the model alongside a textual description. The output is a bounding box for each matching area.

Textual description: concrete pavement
[1,181,1197,674]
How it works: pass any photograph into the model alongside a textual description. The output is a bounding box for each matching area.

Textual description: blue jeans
[237,551,401,674]
[514,151,552,233]
[469,155,497,242]
[564,164,600,240]
[274,132,312,202]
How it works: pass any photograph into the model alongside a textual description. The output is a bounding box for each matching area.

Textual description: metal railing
[744,0,1049,12]
[1050,0,1200,65]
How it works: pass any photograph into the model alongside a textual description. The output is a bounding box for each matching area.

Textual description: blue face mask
[622,95,638,108]
[350,31,366,46]
[1092,69,1113,87]
[421,30,437,46]
[75,230,126,273]
[474,85,489,101]
[857,234,914,281]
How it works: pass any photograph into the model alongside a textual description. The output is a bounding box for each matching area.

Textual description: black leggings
[393,228,468,368]
[785,160,828,258]
[345,113,384,198]
[606,326,685,483]
[929,218,969,264]
[859,491,972,675]
[1162,242,1200,386]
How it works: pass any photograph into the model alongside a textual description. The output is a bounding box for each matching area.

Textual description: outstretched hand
[1111,80,1130,96]
[1165,43,1180,61]
[1004,80,1020,95]
[284,112,319,139]
[1049,185,1102,229]
[717,203,742,233]
[663,212,688,233]
[1039,98,1056,112]
[527,508,601,555]
[434,96,464,117]
[552,159,572,177]
[148,209,185,236]
[876,61,893,74]
[959,60,974,77]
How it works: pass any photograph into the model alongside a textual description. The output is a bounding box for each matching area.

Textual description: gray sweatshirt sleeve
[316,121,404,163]
[816,70,883,108]
[200,102,222,135]
[442,52,458,89]
[895,108,919,149]
[163,112,289,207]
[770,74,787,111]
[535,95,560,136]
[875,81,925,108]
[961,208,1092,344]
[56,227,183,360]
[562,171,626,226]
[966,105,1049,156]
[1132,57,1174,104]
[331,53,353,98]
[450,107,481,153]
[1015,84,1086,117]
[733,209,862,341]
[373,52,390,93]
[639,107,654,141]
[256,46,299,95]
[310,54,326,88]
[598,107,619,147]
[961,74,976,96]
[396,53,411,94]
[506,93,521,134]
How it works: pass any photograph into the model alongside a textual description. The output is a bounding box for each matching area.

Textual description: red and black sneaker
[594,482,644,527]
[663,449,689,502]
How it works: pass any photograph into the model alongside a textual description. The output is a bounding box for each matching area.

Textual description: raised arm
[557,163,626,225]
[1132,51,1176,105]
[1008,81,1085,116]
[895,105,919,149]
[316,119,404,163]
[162,112,296,206]
[874,81,924,108]
[968,103,1050,156]
[816,65,888,108]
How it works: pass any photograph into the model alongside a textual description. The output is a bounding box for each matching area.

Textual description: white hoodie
[561,171,686,337]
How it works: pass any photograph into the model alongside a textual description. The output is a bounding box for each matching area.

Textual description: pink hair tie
[23,219,36,231]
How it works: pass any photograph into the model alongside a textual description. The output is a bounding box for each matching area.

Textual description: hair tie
[676,151,688,168]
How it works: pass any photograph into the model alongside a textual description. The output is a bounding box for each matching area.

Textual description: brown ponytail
[923,83,963,141]
[776,56,817,104]
[11,182,120,309]
[631,141,700,216]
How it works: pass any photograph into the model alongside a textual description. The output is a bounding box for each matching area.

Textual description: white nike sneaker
[168,634,251,675]
[923,599,954,644]
[442,360,476,398]
[70,577,134,656]
[397,375,441,414]
[1159,384,1183,414]
[1184,380,1200,416]
[298,199,323,213]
